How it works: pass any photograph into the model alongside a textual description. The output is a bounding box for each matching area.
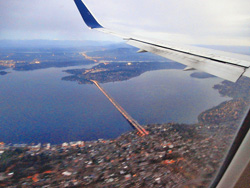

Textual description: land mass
[0,53,93,71]
[62,61,184,84]
[0,43,168,71]
[198,77,250,125]
[0,71,9,76]
[0,123,229,188]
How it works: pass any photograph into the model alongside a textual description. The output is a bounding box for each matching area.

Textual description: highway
[91,80,149,136]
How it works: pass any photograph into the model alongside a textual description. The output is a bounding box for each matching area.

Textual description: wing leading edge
[73,0,250,82]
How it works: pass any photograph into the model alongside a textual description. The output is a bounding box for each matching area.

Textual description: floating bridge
[91,80,149,136]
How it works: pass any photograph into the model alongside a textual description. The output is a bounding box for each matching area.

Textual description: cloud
[0,0,249,45]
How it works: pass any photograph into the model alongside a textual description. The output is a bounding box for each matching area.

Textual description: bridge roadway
[91,80,149,136]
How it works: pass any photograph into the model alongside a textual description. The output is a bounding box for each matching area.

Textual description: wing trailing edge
[73,0,250,82]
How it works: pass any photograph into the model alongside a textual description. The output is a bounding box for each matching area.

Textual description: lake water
[0,65,230,144]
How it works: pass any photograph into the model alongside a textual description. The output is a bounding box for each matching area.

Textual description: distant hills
[0,40,126,49]
[1,40,249,55]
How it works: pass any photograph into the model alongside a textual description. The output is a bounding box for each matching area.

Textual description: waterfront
[0,65,230,144]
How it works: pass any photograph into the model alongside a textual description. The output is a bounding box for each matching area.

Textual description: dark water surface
[0,65,230,144]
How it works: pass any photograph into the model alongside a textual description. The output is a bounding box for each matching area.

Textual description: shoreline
[0,123,232,187]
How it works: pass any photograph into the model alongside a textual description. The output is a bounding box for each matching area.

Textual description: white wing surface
[73,0,250,82]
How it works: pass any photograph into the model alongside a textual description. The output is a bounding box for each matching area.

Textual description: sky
[0,0,250,45]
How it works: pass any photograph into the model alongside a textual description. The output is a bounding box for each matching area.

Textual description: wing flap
[243,68,250,77]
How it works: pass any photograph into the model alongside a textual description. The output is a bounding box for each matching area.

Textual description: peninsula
[62,61,183,84]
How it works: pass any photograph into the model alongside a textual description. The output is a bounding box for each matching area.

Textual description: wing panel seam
[130,38,248,68]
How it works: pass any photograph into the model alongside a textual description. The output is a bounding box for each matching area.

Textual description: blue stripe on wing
[74,0,103,29]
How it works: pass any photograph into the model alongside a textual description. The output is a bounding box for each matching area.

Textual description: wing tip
[74,0,103,29]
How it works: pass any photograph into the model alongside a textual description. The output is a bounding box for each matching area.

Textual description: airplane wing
[73,0,250,82]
